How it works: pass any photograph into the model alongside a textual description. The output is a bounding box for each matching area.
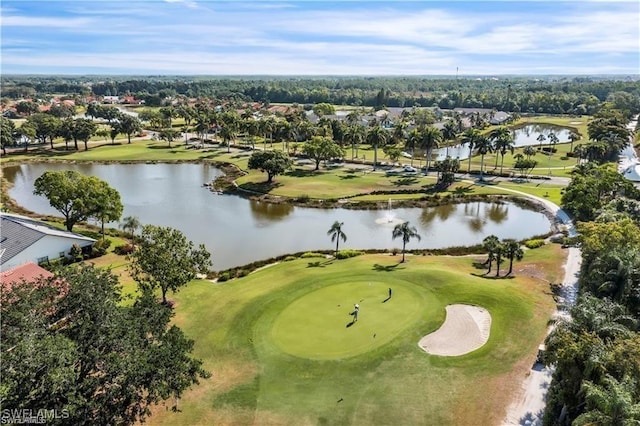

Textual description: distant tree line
[2,76,639,116]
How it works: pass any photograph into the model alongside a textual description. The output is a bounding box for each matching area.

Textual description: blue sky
[1,0,639,75]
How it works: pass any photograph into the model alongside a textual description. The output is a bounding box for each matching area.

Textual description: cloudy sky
[1,0,639,75]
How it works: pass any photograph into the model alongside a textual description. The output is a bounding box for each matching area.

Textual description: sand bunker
[418,304,492,356]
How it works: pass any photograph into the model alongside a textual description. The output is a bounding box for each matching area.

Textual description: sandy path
[418,304,492,356]
[501,191,582,425]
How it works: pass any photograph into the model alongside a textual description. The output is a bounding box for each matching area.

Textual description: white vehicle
[403,165,417,173]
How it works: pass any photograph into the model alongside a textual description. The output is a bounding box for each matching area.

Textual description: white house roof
[623,163,640,182]
[0,213,95,265]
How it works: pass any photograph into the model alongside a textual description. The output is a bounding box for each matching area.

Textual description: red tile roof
[1,262,54,287]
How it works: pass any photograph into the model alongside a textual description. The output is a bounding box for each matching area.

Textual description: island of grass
[147,246,563,425]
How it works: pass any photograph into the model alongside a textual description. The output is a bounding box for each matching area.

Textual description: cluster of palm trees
[481,235,525,277]
[328,220,421,263]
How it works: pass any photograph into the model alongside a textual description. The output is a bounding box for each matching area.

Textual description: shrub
[296,195,311,203]
[217,272,230,282]
[524,239,545,249]
[91,238,112,257]
[283,256,297,262]
[336,250,364,259]
[69,244,83,262]
[114,244,135,255]
[301,251,324,258]
[236,269,249,278]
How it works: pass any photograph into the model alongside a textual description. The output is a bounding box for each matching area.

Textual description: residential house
[0,213,95,270]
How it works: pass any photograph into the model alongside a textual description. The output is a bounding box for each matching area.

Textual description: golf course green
[271,281,425,359]
[150,249,562,425]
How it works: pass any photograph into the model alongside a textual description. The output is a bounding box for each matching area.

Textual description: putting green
[270,280,426,360]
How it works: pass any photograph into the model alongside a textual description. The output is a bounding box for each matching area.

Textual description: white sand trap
[418,304,492,356]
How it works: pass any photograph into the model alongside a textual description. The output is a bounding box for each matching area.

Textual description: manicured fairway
[149,248,564,425]
[271,281,425,359]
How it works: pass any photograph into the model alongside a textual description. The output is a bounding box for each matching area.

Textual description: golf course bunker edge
[418,304,492,356]
[269,281,425,360]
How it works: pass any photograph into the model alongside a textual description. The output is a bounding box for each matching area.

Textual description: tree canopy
[33,170,123,231]
[0,264,209,425]
[127,225,212,304]
[247,150,293,182]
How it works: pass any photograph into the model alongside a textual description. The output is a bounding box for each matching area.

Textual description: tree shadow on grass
[373,263,404,272]
[307,261,327,268]
[393,177,419,187]
[238,181,282,194]
[286,169,319,178]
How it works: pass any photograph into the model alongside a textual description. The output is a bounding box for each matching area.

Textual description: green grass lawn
[148,247,563,425]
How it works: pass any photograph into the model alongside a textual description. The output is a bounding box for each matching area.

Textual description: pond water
[4,163,552,270]
[432,123,572,161]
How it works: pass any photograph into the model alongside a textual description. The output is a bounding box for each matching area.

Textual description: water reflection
[4,163,552,270]
[249,200,294,222]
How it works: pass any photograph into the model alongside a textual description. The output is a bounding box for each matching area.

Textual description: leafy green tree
[158,128,181,148]
[33,170,120,232]
[562,164,639,222]
[312,102,335,117]
[25,113,61,148]
[117,115,142,144]
[89,180,124,239]
[392,221,421,263]
[128,225,211,305]
[302,136,345,170]
[74,118,97,151]
[382,144,402,163]
[0,116,16,155]
[247,150,293,183]
[434,157,460,188]
[523,145,537,159]
[0,264,209,425]
[327,221,347,257]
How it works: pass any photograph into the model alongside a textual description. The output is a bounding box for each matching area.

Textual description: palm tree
[574,375,640,426]
[420,126,443,175]
[219,125,237,153]
[482,235,500,274]
[523,145,537,160]
[345,124,365,160]
[568,131,580,153]
[474,135,493,181]
[392,221,421,263]
[120,215,141,241]
[367,124,389,171]
[503,240,524,276]
[536,133,546,148]
[489,126,515,174]
[461,128,482,174]
[406,128,421,167]
[327,221,347,257]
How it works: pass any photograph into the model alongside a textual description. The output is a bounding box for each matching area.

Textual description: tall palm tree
[474,134,493,181]
[420,126,443,175]
[367,124,389,171]
[461,128,482,174]
[536,133,546,148]
[345,124,365,160]
[120,215,141,241]
[482,235,500,274]
[568,131,580,153]
[441,120,458,157]
[503,239,524,276]
[523,145,537,160]
[489,126,515,174]
[392,221,421,263]
[406,127,421,167]
[327,221,347,257]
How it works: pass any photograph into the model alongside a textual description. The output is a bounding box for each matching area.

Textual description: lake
[4,163,552,270]
[432,123,573,161]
